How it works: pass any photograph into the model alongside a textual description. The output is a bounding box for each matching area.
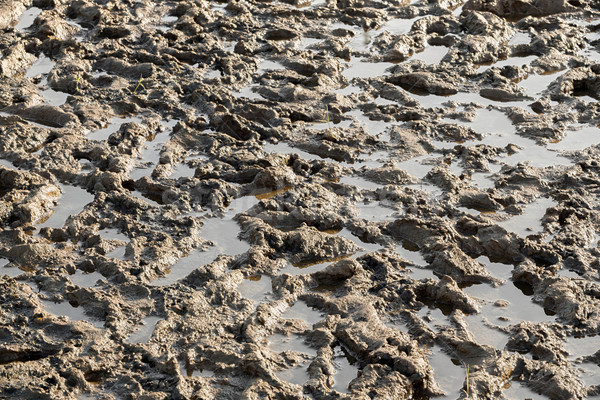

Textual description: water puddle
[0,159,14,169]
[129,121,174,180]
[501,380,547,400]
[509,31,531,46]
[151,196,257,286]
[264,141,320,161]
[281,301,323,326]
[518,70,565,98]
[38,184,95,229]
[170,161,198,179]
[478,55,538,71]
[440,109,570,168]
[356,200,397,221]
[548,124,600,151]
[381,16,420,35]
[429,346,464,399]
[125,316,162,344]
[565,335,600,360]
[465,315,509,349]
[99,228,129,242]
[463,280,554,328]
[332,345,359,393]
[0,259,27,278]
[497,197,556,238]
[25,55,55,78]
[339,175,380,191]
[268,333,317,357]
[411,46,447,65]
[237,275,273,305]
[40,298,103,328]
[232,85,263,100]
[69,270,104,288]
[342,59,396,80]
[151,218,249,286]
[25,55,69,106]
[276,363,310,386]
[179,360,214,378]
[87,115,144,142]
[15,7,42,31]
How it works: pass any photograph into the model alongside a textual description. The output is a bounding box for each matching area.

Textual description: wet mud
[1,0,600,399]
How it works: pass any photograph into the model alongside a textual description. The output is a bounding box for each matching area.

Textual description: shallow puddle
[15,7,42,31]
[498,197,556,238]
[125,316,162,344]
[518,70,565,98]
[40,298,103,328]
[268,333,317,357]
[463,280,554,328]
[237,275,273,305]
[332,345,359,393]
[0,259,27,278]
[501,380,548,400]
[342,59,396,80]
[129,120,175,180]
[565,335,600,360]
[87,115,144,142]
[25,55,55,78]
[0,159,14,169]
[38,184,95,229]
[465,315,509,349]
[411,46,447,65]
[69,270,104,288]
[381,16,420,35]
[429,346,464,399]
[547,124,600,152]
[281,301,323,325]
[276,363,310,386]
[509,31,531,46]
[356,200,397,221]
[179,360,214,378]
[151,218,249,286]
[339,175,380,191]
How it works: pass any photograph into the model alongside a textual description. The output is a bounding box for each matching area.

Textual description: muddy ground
[1,0,600,398]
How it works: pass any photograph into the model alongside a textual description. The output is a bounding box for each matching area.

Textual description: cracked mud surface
[2,0,600,398]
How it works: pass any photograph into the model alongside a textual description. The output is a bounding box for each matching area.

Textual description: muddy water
[125,316,162,344]
[151,196,258,286]
[87,116,145,142]
[237,275,273,305]
[498,197,556,238]
[429,346,465,399]
[15,7,42,31]
[39,184,95,229]
[40,298,103,328]
[5,1,600,399]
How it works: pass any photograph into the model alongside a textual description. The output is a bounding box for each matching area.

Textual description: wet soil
[2,0,600,399]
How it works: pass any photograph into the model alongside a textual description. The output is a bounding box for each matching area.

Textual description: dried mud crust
[1,0,600,399]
